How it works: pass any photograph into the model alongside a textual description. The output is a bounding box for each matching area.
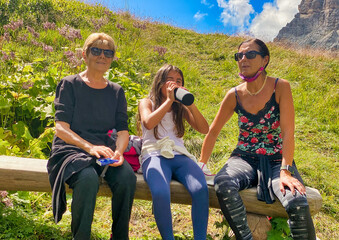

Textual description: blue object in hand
[96,158,119,166]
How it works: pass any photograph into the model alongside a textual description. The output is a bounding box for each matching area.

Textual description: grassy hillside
[0,0,338,239]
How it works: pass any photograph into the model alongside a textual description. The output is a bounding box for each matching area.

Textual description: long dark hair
[149,64,185,139]
[238,38,270,69]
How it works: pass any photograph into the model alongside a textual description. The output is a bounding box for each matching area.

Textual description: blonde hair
[83,32,116,57]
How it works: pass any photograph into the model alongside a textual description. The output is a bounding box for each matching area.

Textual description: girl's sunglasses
[90,47,114,58]
[234,51,264,61]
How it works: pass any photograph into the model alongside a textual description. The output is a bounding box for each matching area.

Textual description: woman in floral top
[199,38,316,240]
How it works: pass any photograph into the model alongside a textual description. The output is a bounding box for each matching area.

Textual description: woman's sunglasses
[234,51,264,61]
[90,47,114,58]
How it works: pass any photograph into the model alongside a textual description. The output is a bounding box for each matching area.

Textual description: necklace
[246,75,267,96]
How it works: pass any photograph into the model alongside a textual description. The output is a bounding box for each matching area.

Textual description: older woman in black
[47,33,136,240]
[199,39,316,239]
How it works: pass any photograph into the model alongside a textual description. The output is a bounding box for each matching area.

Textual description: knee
[77,168,99,188]
[195,182,209,196]
[285,195,309,216]
[214,173,237,196]
[118,170,137,192]
[71,168,99,196]
[151,187,171,203]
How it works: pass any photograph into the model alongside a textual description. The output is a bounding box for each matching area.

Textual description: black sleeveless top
[234,78,283,156]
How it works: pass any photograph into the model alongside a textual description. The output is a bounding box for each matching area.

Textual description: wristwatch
[280,165,295,175]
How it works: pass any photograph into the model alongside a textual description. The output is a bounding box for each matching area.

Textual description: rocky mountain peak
[274,0,338,50]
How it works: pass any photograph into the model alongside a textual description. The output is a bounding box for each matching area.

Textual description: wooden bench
[0,155,322,238]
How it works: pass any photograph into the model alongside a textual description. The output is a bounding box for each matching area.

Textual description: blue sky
[82,0,302,41]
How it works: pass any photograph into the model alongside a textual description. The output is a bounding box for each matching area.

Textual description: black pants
[67,161,136,240]
[214,155,316,240]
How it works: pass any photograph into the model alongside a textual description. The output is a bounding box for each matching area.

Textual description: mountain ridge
[274,0,338,50]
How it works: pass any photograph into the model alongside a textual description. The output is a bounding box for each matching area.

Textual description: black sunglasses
[90,47,114,58]
[234,51,264,61]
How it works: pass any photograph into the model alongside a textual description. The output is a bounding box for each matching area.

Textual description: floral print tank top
[234,78,282,156]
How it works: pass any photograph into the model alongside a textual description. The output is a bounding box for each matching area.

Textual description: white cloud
[194,11,208,21]
[249,0,302,41]
[217,0,254,32]
[201,0,214,8]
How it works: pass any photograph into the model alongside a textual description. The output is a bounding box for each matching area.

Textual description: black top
[54,74,129,145]
[48,74,129,223]
[233,78,282,156]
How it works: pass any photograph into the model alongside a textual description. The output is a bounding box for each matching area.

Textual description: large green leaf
[0,96,11,109]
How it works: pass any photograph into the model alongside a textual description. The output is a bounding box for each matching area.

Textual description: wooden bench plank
[0,156,322,218]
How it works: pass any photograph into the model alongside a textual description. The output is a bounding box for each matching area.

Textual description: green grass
[0,0,338,239]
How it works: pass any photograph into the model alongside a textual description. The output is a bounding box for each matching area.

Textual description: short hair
[238,38,270,69]
[82,33,116,57]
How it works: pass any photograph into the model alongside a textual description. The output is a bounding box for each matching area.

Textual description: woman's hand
[108,150,124,167]
[88,145,115,159]
[280,170,306,196]
[108,130,129,167]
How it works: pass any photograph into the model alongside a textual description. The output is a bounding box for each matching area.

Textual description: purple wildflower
[43,21,56,31]
[133,21,146,30]
[75,48,83,59]
[3,19,24,31]
[31,39,40,46]
[27,26,40,38]
[1,51,9,61]
[116,23,126,32]
[42,44,53,52]
[3,32,11,42]
[3,198,13,207]
[104,9,113,17]
[10,51,15,59]
[17,34,28,42]
[58,25,82,41]
[64,50,75,58]
[91,17,109,31]
[153,46,167,57]
[64,50,83,68]
[0,191,8,198]
[0,191,13,208]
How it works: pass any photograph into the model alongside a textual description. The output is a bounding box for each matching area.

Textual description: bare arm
[199,89,236,164]
[139,97,174,130]
[111,130,129,166]
[139,81,177,130]
[184,103,209,134]
[276,79,305,195]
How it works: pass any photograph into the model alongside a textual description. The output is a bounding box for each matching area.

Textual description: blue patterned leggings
[142,155,209,240]
[214,155,316,240]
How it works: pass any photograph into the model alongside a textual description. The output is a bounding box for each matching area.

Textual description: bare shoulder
[138,98,152,110]
[139,97,151,106]
[276,78,292,93]
[275,78,293,103]
[221,87,237,109]
[225,86,237,98]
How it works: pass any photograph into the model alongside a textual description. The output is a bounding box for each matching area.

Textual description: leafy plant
[267,217,293,240]
[107,59,148,134]
[213,214,232,240]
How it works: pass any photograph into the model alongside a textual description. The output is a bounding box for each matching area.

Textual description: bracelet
[280,165,294,175]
